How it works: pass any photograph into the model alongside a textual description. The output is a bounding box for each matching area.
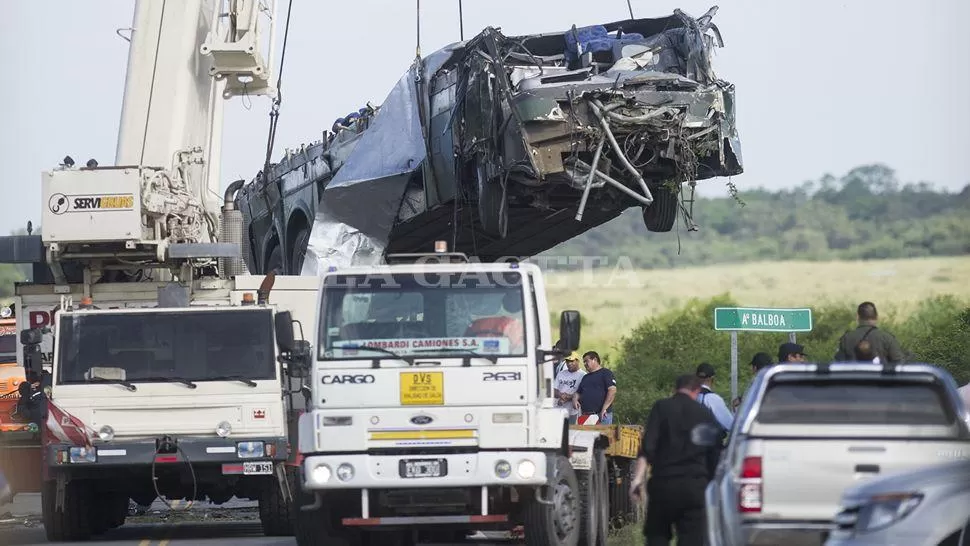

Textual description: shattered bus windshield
[319,271,527,360]
[56,309,276,385]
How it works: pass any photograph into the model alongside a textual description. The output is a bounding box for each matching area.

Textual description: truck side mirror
[20,328,44,347]
[274,311,295,353]
[559,310,581,352]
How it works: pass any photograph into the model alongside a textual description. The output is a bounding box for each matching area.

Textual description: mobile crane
[0,0,318,541]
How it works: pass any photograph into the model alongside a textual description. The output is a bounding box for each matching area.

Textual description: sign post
[714,307,813,402]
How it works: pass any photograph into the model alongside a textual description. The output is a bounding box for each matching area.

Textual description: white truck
[0,0,301,539]
[273,248,642,546]
[17,275,318,541]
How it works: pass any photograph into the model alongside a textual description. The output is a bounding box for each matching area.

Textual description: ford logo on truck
[410,415,434,425]
[321,374,375,385]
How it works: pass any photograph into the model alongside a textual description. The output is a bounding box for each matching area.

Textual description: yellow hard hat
[565,351,581,362]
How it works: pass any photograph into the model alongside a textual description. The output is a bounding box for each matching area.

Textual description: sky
[1,0,969,237]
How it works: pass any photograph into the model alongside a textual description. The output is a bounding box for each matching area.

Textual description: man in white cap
[554,351,585,424]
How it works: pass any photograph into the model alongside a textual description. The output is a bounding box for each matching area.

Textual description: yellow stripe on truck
[369,429,476,441]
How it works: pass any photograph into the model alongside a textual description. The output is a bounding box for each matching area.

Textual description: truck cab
[278,251,620,546]
[35,285,295,541]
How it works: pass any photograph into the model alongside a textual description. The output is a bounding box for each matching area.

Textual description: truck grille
[376,488,473,516]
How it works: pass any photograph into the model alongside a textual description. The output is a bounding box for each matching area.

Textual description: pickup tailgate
[759,437,964,521]
[748,372,969,522]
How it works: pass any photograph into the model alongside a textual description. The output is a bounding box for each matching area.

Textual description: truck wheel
[524,455,581,546]
[476,164,509,239]
[595,450,610,545]
[641,185,679,232]
[259,475,294,537]
[576,459,598,546]
[266,245,284,274]
[290,227,311,274]
[42,479,94,541]
[294,490,361,546]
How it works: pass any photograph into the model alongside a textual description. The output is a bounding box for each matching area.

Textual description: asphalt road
[0,494,518,546]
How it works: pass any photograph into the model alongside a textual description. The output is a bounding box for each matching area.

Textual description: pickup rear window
[757,380,953,425]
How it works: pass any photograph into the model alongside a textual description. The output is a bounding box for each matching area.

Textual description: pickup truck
[705,362,970,546]
[825,459,970,546]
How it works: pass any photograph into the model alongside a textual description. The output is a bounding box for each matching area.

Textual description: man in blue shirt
[695,363,733,431]
[572,351,617,424]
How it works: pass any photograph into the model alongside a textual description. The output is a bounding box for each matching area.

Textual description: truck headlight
[69,446,97,464]
[856,493,923,532]
[98,425,115,442]
[216,421,232,438]
[517,460,536,479]
[236,441,265,459]
[311,464,331,484]
[494,460,512,479]
[336,463,355,482]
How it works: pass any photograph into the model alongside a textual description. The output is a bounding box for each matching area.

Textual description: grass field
[543,255,970,357]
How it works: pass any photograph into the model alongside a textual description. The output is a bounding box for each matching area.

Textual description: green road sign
[714,307,813,332]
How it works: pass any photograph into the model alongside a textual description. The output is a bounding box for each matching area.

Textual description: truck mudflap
[45,436,288,470]
[568,428,606,471]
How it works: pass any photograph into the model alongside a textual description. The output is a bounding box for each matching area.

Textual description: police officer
[833,301,905,364]
[631,374,718,546]
[695,363,733,431]
[778,342,807,363]
[733,352,774,410]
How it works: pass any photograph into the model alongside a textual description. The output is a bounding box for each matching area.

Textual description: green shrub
[610,294,970,424]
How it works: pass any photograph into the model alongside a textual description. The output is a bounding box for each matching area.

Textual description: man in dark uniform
[630,374,718,546]
[833,301,905,364]
[733,352,774,410]
[778,342,807,363]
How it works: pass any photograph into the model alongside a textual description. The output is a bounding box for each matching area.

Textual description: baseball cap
[778,342,807,361]
[565,351,581,362]
[695,362,716,378]
[750,352,773,370]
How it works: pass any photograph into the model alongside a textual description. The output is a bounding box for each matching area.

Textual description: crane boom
[33,0,277,290]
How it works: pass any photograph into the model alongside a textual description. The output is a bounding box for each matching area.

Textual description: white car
[825,459,970,546]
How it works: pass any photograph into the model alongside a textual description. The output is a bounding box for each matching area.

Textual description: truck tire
[595,450,610,545]
[259,474,294,537]
[476,164,509,239]
[641,186,678,232]
[42,479,94,541]
[523,455,581,546]
[576,459,598,546]
[290,227,311,274]
[294,490,361,546]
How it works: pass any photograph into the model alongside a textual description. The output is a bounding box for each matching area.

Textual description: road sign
[714,307,813,333]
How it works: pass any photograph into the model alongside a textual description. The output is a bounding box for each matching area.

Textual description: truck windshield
[56,309,276,385]
[319,271,527,360]
[0,334,14,363]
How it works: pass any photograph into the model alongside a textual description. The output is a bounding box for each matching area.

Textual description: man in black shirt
[631,374,718,546]
[572,351,617,424]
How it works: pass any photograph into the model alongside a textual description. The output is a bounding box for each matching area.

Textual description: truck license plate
[243,462,274,475]
[400,371,444,405]
[400,458,447,478]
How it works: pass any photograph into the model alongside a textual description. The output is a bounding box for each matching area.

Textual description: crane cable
[262,0,295,186]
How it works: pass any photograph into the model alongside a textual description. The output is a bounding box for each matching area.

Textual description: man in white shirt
[695,362,734,431]
[554,351,585,424]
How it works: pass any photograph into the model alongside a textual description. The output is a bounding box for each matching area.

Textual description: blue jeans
[600,412,613,425]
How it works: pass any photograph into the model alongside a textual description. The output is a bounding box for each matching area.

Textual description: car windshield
[319,271,527,360]
[756,379,954,426]
[56,308,276,385]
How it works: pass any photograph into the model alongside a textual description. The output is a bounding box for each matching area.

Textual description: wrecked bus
[233,6,742,275]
